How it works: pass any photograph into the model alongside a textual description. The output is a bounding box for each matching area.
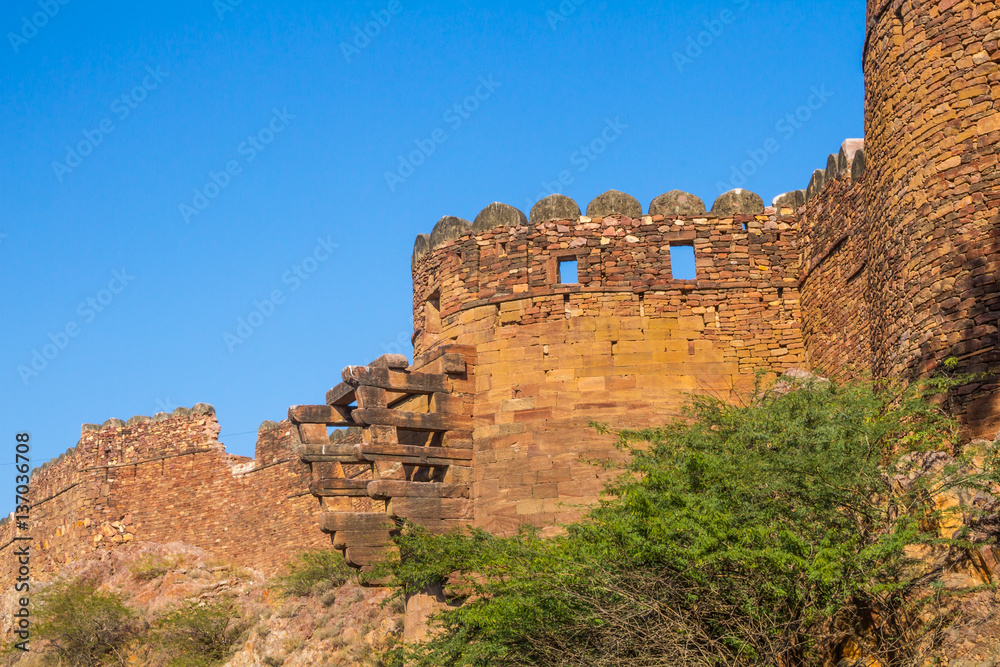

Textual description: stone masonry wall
[0,407,328,588]
[864,0,1000,434]
[797,155,872,377]
[411,207,806,533]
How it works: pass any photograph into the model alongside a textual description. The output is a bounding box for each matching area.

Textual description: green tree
[380,377,999,667]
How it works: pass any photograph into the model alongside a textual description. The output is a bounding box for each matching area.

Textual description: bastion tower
[407,189,806,536]
[864,0,1000,427]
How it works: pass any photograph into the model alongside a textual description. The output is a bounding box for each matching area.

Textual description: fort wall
[409,193,806,531]
[864,0,1000,433]
[0,407,328,587]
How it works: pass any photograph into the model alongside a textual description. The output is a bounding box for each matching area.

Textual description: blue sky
[0,0,865,509]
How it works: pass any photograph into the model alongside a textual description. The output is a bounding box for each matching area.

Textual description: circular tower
[863,0,1000,431]
[409,189,805,535]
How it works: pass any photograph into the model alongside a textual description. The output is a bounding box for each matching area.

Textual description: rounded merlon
[81,423,101,433]
[648,190,706,217]
[840,138,865,176]
[259,420,279,432]
[772,190,806,208]
[851,149,866,184]
[151,412,171,423]
[711,189,764,215]
[126,415,150,427]
[529,194,581,224]
[586,190,643,218]
[825,154,839,181]
[193,403,215,416]
[472,202,527,233]
[429,216,472,250]
[806,169,827,201]
[411,234,431,269]
[172,407,193,418]
[102,418,125,429]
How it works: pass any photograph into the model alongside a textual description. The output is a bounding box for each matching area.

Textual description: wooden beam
[342,367,448,394]
[369,353,409,369]
[332,530,396,550]
[388,497,473,521]
[325,382,356,407]
[289,405,357,427]
[345,545,397,568]
[357,443,472,462]
[297,443,359,463]
[321,512,397,534]
[310,479,370,497]
[352,408,472,432]
[367,480,470,500]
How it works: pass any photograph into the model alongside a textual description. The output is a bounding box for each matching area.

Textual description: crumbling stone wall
[0,407,328,587]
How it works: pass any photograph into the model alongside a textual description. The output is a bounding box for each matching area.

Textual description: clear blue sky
[0,0,865,509]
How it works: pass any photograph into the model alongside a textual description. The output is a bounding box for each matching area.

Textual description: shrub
[154,598,249,667]
[380,376,1000,667]
[274,549,353,597]
[34,579,142,667]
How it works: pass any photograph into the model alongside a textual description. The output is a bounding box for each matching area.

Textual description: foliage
[378,376,1000,667]
[33,579,142,667]
[153,598,249,667]
[274,549,354,597]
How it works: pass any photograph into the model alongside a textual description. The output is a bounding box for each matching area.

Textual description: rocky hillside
[0,542,401,667]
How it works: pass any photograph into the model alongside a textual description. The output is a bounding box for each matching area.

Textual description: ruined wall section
[864,0,1000,434]
[409,196,806,533]
[0,407,328,588]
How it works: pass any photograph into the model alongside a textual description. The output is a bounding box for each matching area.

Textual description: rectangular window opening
[558,259,579,284]
[669,244,696,281]
[498,241,508,256]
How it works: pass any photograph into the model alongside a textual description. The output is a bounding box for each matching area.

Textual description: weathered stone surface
[102,418,125,428]
[850,149,866,184]
[586,190,643,218]
[805,169,826,200]
[171,407,192,418]
[192,403,215,416]
[428,216,472,250]
[472,202,527,232]
[529,194,581,224]
[411,233,431,269]
[126,415,149,427]
[150,412,171,423]
[838,138,864,175]
[711,189,764,214]
[773,190,806,209]
[81,424,101,433]
[825,153,839,181]
[648,190,706,216]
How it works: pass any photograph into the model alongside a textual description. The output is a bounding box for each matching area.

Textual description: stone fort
[3,0,998,639]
